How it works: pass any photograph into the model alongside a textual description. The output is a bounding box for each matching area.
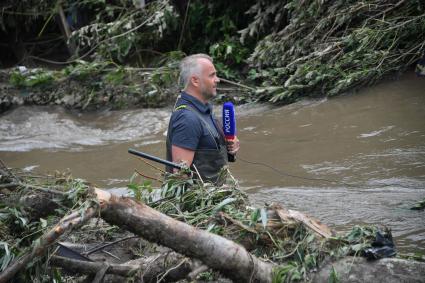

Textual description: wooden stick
[51,256,137,276]
[219,78,256,91]
[83,236,139,256]
[137,156,166,173]
[135,169,162,183]
[57,3,76,56]
[51,253,192,281]
[219,212,258,234]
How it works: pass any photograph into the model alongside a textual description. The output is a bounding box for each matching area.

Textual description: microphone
[222,102,236,162]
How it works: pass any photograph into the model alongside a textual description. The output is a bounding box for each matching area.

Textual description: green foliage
[1,166,393,282]
[0,170,95,281]
[4,0,423,106]
[69,0,177,63]
[63,60,109,80]
[239,0,288,44]
[180,1,245,53]
[127,169,388,282]
[209,38,250,80]
[104,67,126,85]
[0,0,57,32]
[272,262,302,283]
[247,0,425,103]
[0,242,15,272]
[8,56,181,108]
[10,69,55,87]
[128,173,153,201]
[198,270,215,281]
[328,266,340,283]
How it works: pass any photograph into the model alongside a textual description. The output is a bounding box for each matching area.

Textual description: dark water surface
[1,72,424,253]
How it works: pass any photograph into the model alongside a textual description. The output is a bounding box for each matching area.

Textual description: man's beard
[200,82,215,100]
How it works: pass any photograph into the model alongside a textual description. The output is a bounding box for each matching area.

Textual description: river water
[1,72,424,254]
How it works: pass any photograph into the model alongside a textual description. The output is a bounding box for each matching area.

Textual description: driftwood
[54,242,210,282]
[272,204,334,239]
[51,252,192,282]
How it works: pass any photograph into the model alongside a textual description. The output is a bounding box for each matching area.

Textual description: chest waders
[166,104,228,184]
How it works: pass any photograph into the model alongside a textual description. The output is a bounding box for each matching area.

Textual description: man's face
[198,58,220,100]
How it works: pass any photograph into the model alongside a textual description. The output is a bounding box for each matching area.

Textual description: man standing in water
[165,54,240,183]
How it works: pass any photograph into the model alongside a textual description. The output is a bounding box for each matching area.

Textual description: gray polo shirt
[169,92,222,150]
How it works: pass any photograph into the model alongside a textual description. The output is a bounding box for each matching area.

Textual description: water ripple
[0,106,170,151]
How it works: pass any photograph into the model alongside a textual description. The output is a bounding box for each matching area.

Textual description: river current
[1,72,424,254]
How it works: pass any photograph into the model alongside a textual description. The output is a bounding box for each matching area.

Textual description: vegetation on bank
[248,0,425,103]
[0,164,403,282]
[1,56,182,112]
[0,0,424,110]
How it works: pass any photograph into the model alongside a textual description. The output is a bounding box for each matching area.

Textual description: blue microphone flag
[223,102,236,138]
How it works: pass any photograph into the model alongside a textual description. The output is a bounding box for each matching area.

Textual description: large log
[95,189,275,283]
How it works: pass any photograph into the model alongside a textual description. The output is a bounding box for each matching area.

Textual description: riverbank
[2,1,423,113]
[0,64,177,114]
[0,64,254,114]
[1,62,423,116]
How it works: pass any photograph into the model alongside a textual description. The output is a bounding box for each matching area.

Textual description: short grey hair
[179,54,213,89]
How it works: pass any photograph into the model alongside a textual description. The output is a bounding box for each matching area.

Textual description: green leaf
[306,233,315,243]
[206,223,216,232]
[260,208,268,229]
[250,208,260,224]
[212,198,236,213]
[351,243,367,252]
[40,218,47,228]
[328,266,339,283]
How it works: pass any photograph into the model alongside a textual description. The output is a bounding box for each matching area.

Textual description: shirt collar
[180,91,212,114]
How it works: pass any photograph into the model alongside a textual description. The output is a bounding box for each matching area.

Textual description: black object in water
[364,230,397,260]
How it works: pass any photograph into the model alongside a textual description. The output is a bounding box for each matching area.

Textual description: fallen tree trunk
[95,189,275,283]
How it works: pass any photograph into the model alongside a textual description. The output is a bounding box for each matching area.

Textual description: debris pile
[0,161,409,282]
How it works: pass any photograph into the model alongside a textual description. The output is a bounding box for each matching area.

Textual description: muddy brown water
[1,72,424,254]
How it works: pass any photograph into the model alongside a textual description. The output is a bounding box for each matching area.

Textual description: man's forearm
[171,145,196,171]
